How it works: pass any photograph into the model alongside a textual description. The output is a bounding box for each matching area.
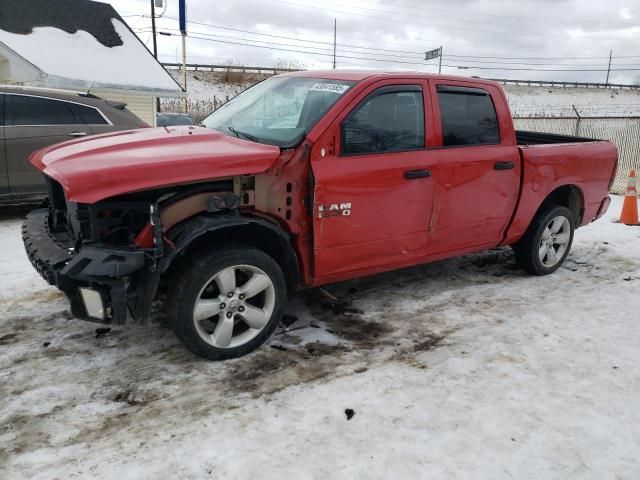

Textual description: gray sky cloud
[107,0,640,83]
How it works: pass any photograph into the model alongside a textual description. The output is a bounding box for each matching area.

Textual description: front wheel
[513,205,575,275]
[167,246,286,360]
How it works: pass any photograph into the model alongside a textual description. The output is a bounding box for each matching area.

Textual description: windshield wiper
[227,126,259,143]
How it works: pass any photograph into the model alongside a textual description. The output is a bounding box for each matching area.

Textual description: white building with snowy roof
[0,0,184,125]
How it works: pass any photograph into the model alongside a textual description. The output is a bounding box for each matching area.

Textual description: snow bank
[504,84,640,117]
[172,70,640,118]
[166,69,260,103]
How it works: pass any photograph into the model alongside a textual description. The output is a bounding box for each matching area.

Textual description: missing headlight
[89,201,153,247]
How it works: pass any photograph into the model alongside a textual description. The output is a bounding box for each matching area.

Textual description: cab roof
[280,70,502,88]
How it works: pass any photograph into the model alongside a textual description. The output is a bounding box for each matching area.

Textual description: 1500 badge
[317,202,352,218]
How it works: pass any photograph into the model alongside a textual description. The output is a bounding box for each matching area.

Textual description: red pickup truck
[23,71,617,360]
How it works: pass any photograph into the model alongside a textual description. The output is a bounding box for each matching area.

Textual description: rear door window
[8,94,83,126]
[436,85,499,146]
[342,86,424,155]
[70,103,108,124]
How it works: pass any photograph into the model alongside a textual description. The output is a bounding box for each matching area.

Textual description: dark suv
[0,87,148,204]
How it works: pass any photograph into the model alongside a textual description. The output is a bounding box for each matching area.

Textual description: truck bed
[505,137,617,247]
[516,130,598,146]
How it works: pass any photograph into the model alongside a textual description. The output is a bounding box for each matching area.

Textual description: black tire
[167,246,286,360]
[513,205,575,276]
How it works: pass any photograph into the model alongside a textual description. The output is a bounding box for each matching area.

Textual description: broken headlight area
[83,201,155,248]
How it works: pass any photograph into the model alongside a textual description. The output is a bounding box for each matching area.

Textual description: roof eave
[20,73,186,97]
[0,39,42,82]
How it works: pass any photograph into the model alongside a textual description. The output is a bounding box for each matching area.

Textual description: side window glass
[9,95,80,126]
[342,88,424,155]
[71,103,108,124]
[437,86,499,146]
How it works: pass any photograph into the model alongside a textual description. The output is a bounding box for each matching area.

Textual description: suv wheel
[513,205,575,275]
[168,246,286,360]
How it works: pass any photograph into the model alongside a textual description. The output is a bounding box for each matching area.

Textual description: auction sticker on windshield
[310,83,351,94]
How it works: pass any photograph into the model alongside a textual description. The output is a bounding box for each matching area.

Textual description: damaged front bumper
[22,208,154,324]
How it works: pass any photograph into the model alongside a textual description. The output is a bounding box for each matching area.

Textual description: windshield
[202,76,356,148]
[157,114,194,127]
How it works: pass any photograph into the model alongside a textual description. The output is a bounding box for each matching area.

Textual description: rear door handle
[68,131,87,137]
[404,169,431,180]
[494,161,515,170]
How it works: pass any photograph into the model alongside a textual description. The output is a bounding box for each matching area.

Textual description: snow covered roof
[0,0,184,97]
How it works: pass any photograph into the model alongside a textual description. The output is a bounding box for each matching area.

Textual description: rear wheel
[167,246,286,360]
[513,205,575,275]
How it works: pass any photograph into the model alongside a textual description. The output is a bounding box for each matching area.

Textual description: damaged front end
[22,175,255,325]
[22,177,164,324]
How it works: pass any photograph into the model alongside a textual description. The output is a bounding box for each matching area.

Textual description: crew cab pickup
[22,71,618,360]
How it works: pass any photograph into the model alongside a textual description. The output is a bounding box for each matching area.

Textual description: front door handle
[494,161,515,170]
[404,169,431,180]
[68,131,87,137]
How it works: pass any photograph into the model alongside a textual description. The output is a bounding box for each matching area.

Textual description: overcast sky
[106,0,640,84]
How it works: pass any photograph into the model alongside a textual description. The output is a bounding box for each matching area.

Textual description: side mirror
[154,0,164,8]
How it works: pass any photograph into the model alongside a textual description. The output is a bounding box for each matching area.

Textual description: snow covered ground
[1,196,640,479]
[505,84,640,117]
[166,69,267,104]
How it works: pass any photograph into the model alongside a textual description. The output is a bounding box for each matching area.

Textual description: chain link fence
[513,116,640,194]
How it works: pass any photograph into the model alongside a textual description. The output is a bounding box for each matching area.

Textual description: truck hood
[31,126,281,203]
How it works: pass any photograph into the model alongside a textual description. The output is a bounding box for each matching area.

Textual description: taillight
[608,156,618,191]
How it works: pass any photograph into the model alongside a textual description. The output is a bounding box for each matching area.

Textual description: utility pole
[438,45,443,74]
[332,19,337,69]
[179,0,188,113]
[150,0,160,115]
[182,34,187,113]
[150,0,158,59]
[606,49,612,86]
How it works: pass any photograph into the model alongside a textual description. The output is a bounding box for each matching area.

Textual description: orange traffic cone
[620,170,639,225]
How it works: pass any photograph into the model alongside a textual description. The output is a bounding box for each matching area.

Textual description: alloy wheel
[192,264,276,349]
[538,215,571,268]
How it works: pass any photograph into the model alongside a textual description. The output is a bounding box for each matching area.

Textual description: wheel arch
[161,214,300,292]
[536,184,584,227]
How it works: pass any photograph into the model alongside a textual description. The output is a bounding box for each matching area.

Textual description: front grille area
[45,176,65,210]
[42,175,152,248]
[45,176,69,233]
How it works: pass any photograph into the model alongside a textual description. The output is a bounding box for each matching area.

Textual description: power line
[445,65,640,72]
[273,0,637,40]
[154,16,427,55]
[139,26,420,59]
[438,57,640,67]
[136,26,640,68]
[325,0,637,27]
[153,30,640,72]
[167,32,428,65]
[276,0,638,34]
[446,53,640,60]
[147,27,336,54]
[147,17,640,62]
[129,12,640,75]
